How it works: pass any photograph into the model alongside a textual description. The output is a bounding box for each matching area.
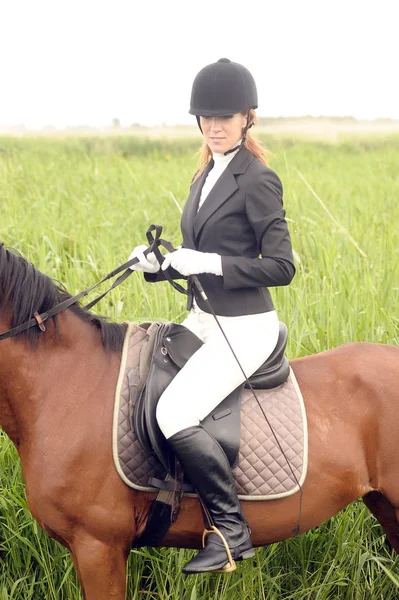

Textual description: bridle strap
[0,224,170,342]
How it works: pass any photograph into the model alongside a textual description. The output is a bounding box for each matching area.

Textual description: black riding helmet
[189,58,258,117]
[189,58,258,154]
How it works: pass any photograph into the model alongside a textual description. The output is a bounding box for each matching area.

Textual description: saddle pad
[113,323,308,501]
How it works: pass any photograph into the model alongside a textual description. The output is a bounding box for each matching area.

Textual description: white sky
[0,0,398,128]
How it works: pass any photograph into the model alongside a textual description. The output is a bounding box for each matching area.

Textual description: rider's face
[200,112,247,154]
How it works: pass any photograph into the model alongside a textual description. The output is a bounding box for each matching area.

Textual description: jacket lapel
[193,147,253,242]
[181,162,213,247]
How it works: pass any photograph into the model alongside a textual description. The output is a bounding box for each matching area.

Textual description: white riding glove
[161,248,223,277]
[128,244,160,273]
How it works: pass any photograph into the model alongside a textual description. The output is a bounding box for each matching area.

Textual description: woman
[130,58,295,573]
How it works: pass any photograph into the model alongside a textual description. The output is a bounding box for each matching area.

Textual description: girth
[131,321,289,476]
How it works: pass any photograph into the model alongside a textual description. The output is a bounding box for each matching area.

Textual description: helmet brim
[189,105,257,117]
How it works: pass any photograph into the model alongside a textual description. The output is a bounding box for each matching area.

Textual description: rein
[0,225,174,342]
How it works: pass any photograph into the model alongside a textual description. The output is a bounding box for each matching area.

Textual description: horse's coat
[0,245,398,600]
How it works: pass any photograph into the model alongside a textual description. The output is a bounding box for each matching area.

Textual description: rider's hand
[161,248,223,277]
[128,245,160,273]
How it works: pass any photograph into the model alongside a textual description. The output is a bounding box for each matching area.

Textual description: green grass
[0,134,399,598]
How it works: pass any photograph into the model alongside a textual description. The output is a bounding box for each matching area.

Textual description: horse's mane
[0,244,127,352]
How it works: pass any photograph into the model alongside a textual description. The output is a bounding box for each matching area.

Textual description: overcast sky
[1,0,398,129]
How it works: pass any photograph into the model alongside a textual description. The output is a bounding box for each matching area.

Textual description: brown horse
[0,244,399,599]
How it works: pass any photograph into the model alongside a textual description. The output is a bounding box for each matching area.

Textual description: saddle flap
[162,323,203,368]
[201,387,243,466]
[133,321,241,474]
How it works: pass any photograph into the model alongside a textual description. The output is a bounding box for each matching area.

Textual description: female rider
[130,58,295,574]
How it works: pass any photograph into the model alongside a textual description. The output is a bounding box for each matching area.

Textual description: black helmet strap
[224,109,252,156]
[195,110,253,156]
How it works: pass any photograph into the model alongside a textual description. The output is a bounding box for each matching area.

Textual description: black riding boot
[167,425,254,574]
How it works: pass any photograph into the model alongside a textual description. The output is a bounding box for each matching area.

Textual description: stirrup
[201,526,237,573]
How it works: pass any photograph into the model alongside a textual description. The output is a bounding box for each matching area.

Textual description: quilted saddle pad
[113,323,308,501]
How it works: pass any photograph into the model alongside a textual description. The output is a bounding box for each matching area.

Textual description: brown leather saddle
[131,321,289,478]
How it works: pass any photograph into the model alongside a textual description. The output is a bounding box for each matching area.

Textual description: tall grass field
[0,134,398,599]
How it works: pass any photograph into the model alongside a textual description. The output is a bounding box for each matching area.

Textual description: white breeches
[156,308,280,439]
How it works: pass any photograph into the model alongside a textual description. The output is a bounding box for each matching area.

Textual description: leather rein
[0,225,179,342]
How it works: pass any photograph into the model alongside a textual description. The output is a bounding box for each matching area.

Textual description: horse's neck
[0,325,33,446]
[0,311,116,450]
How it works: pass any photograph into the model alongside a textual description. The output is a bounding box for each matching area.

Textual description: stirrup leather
[201,526,237,573]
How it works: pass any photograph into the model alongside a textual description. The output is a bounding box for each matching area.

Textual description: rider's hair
[194,109,271,180]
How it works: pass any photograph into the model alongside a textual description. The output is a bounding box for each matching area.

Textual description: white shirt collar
[212,140,242,164]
